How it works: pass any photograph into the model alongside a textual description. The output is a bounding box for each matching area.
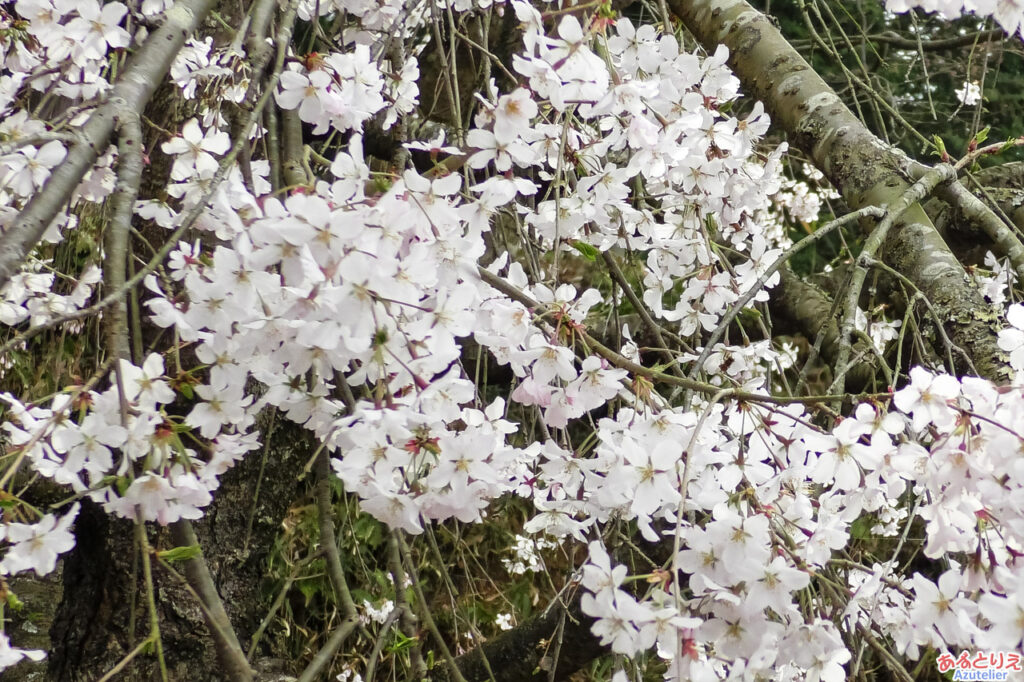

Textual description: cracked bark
[668,0,1011,383]
[49,417,308,681]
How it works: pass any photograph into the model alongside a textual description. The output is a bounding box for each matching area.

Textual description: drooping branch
[0,0,218,291]
[293,453,360,682]
[104,110,143,364]
[169,520,255,681]
[692,205,885,392]
[830,164,957,397]
[668,0,1011,383]
[863,28,1004,50]
[931,180,1024,281]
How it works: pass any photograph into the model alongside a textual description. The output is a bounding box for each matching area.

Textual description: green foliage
[156,544,202,562]
[761,0,1024,166]
[255,476,569,678]
[571,239,600,261]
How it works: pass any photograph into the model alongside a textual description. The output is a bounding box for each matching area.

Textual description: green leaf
[387,630,418,653]
[113,475,130,496]
[850,516,875,540]
[353,513,384,548]
[704,214,718,235]
[570,240,598,261]
[738,307,762,324]
[157,544,202,563]
[297,578,322,605]
[973,126,990,145]
[178,382,194,400]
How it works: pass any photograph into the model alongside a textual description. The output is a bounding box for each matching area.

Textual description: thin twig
[96,636,155,682]
[398,534,468,682]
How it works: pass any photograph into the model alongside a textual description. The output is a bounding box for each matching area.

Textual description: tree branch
[429,593,603,682]
[170,520,255,681]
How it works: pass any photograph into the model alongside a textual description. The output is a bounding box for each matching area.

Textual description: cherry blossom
[63,1,130,61]
[161,118,230,180]
[0,633,45,670]
[885,0,1024,38]
[0,503,79,576]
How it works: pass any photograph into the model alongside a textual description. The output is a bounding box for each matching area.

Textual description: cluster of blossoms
[559,282,1015,678]
[772,164,838,228]
[502,532,558,575]
[0,115,67,203]
[170,37,250,103]
[0,3,128,645]
[0,0,124,348]
[0,263,100,329]
[974,250,1018,305]
[275,46,390,134]
[6,0,129,100]
[566,339,1024,678]
[956,80,983,106]
[1,353,259,524]
[360,599,395,626]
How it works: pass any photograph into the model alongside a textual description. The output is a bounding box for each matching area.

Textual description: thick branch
[429,595,603,682]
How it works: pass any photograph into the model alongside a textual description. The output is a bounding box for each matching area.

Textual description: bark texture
[668,0,1010,382]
